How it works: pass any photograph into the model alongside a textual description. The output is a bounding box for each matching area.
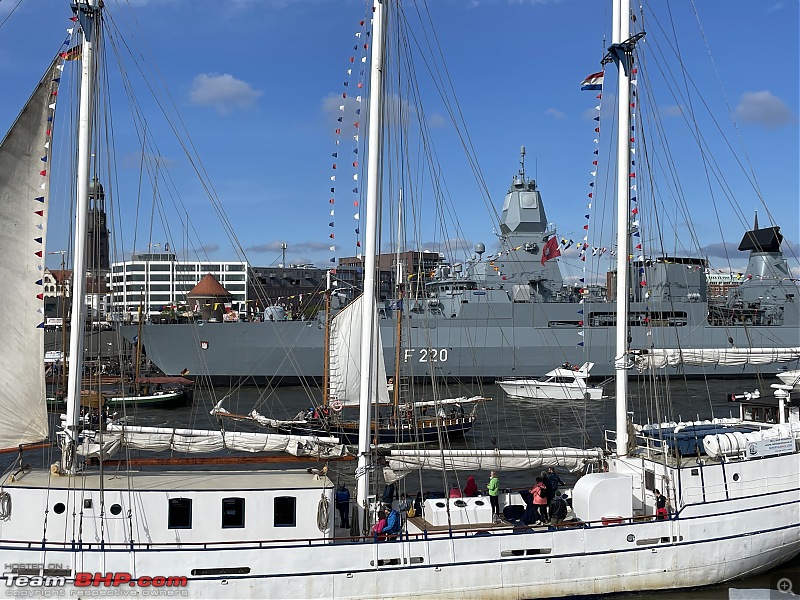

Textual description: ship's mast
[63,0,100,474]
[356,0,386,532]
[392,189,404,409]
[610,0,633,458]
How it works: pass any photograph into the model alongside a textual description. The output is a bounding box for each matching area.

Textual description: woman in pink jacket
[531,477,549,523]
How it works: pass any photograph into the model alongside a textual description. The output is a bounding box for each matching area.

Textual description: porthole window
[454,500,467,508]
[274,496,296,527]
[732,473,740,482]
[222,497,245,529]
[110,504,122,516]
[53,503,66,514]
[168,498,192,529]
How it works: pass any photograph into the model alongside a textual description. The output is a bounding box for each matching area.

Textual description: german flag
[59,45,81,61]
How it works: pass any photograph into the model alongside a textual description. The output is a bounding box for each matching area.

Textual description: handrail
[0,512,701,551]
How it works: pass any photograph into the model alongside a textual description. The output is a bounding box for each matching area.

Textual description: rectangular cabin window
[168,498,192,529]
[274,496,296,527]
[222,497,245,529]
[644,470,655,491]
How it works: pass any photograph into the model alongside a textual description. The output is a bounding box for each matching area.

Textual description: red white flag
[541,236,561,266]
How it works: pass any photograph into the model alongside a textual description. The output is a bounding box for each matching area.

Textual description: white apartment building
[110,253,248,319]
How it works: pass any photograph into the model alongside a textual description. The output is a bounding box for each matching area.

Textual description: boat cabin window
[168,498,192,529]
[744,405,779,424]
[274,496,296,527]
[222,497,245,529]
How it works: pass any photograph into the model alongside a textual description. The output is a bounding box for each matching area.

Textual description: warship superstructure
[125,157,800,385]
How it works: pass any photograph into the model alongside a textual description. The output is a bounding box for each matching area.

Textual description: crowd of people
[333,468,669,540]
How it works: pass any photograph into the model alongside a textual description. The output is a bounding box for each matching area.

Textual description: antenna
[519,146,526,180]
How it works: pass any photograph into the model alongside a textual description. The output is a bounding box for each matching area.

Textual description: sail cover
[0,58,62,448]
[634,347,800,371]
[328,295,390,407]
[81,425,349,459]
[387,447,603,474]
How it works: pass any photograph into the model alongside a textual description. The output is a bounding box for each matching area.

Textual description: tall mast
[322,270,332,407]
[62,0,100,474]
[610,0,632,458]
[356,0,386,531]
[392,189,403,408]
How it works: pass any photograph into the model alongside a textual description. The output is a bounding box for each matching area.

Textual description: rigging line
[394,6,498,250]
[642,9,737,276]
[639,10,765,232]
[0,0,25,30]
[105,11,251,270]
[407,2,496,221]
[687,0,766,205]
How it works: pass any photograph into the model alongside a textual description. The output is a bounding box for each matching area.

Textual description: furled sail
[0,58,62,449]
[406,395,488,410]
[387,447,603,475]
[78,425,348,459]
[634,347,800,371]
[329,295,390,407]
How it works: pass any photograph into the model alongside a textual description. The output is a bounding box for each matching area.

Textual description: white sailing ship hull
[2,452,797,599]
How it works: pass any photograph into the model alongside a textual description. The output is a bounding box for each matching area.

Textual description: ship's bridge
[426,279,479,297]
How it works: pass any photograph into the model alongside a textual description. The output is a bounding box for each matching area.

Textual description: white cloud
[545,108,565,120]
[189,73,263,115]
[247,241,332,254]
[428,113,448,128]
[734,91,794,128]
[661,104,683,118]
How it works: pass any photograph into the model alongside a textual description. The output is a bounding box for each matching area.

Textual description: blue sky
[1,0,797,279]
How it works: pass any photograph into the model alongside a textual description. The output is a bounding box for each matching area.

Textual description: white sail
[79,424,348,459]
[329,294,390,407]
[634,347,800,370]
[0,59,60,449]
[387,447,603,473]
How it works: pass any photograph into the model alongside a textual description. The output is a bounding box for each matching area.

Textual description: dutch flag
[580,71,604,91]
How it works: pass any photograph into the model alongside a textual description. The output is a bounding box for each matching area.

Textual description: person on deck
[335,484,351,528]
[382,507,402,539]
[463,475,479,497]
[398,493,412,522]
[654,489,668,520]
[549,493,568,524]
[487,471,500,522]
[531,477,549,523]
[449,483,462,498]
[540,470,554,506]
[381,481,396,507]
[546,467,565,498]
[414,491,424,518]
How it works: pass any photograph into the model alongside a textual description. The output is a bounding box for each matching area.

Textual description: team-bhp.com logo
[5,570,187,589]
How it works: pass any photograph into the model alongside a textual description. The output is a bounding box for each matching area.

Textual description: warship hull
[123,157,800,386]
[124,298,800,385]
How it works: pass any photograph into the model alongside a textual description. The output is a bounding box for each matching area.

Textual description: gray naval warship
[128,159,800,386]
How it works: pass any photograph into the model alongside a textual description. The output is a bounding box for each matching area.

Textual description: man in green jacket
[488,471,500,523]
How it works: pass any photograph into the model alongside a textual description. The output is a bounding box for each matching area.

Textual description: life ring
[330,400,343,412]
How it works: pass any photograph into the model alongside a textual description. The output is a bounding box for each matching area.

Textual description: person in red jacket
[463,475,479,497]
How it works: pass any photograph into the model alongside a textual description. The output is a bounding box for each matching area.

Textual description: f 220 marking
[403,348,448,363]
